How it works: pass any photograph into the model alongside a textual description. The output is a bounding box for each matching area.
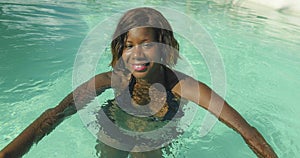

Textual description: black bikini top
[113,66,186,121]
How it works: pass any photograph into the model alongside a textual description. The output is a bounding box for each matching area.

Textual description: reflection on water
[0,2,87,103]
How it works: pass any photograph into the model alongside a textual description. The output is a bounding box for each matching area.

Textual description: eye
[125,44,133,49]
[142,42,154,49]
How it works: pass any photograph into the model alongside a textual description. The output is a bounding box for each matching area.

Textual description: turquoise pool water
[1,1,299,157]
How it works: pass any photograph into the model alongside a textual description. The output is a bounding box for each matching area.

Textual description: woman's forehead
[126,27,157,41]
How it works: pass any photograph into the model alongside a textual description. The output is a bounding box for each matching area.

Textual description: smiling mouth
[131,62,150,71]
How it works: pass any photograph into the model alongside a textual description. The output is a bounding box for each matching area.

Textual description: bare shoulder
[169,69,211,105]
[166,68,199,90]
[88,71,112,90]
[164,67,191,90]
[95,71,112,79]
[170,71,196,92]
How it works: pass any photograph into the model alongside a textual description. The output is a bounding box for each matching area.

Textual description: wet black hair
[110,7,179,68]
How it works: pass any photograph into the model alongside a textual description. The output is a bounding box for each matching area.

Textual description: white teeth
[134,63,148,66]
[133,64,145,67]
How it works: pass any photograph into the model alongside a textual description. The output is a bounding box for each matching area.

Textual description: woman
[0,7,277,158]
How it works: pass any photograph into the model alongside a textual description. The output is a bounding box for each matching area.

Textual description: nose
[132,44,144,58]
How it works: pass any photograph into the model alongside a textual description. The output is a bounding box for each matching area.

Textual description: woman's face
[122,27,162,80]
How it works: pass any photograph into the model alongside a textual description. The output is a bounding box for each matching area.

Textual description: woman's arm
[172,76,278,158]
[0,72,112,158]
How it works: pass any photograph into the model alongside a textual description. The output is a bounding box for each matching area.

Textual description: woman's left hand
[243,127,278,158]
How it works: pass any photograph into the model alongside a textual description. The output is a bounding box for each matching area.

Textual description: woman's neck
[135,66,166,86]
[131,67,167,105]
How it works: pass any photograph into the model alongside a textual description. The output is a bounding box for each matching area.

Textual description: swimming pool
[0,0,299,157]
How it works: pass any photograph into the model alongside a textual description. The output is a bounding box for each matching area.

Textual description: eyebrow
[125,39,153,43]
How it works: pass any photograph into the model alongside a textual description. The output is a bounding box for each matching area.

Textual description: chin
[132,71,149,79]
